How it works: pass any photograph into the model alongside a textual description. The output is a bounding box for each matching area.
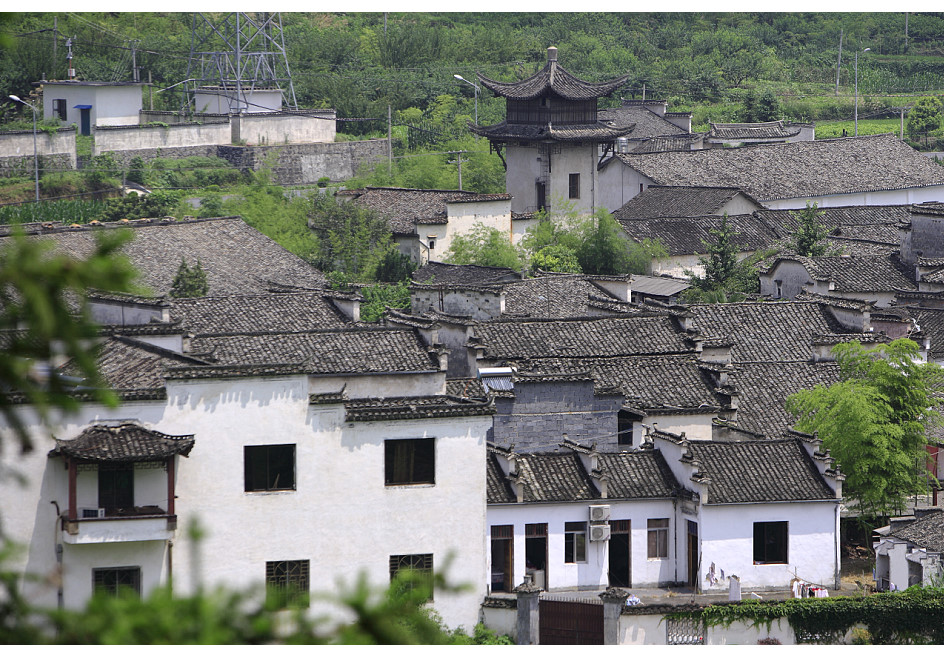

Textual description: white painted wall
[487,499,679,592]
[93,123,231,154]
[42,83,143,127]
[505,145,543,215]
[761,185,944,210]
[630,414,715,447]
[598,162,654,213]
[234,112,336,145]
[193,89,283,114]
[0,128,77,168]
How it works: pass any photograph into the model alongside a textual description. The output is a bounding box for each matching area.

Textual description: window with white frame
[647,518,669,559]
[564,521,587,563]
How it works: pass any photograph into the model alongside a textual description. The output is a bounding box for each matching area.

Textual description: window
[98,462,134,512]
[647,518,669,559]
[52,99,68,121]
[390,553,434,600]
[568,173,580,199]
[244,444,295,492]
[266,560,309,608]
[93,567,141,597]
[754,521,788,564]
[564,521,587,563]
[427,235,437,251]
[384,438,434,485]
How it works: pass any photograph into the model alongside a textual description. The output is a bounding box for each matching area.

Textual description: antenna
[182,12,298,114]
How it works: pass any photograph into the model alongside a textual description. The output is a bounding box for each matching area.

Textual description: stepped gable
[729,361,841,438]
[412,261,522,286]
[169,291,352,336]
[189,327,438,374]
[0,216,326,295]
[486,452,517,503]
[887,509,944,553]
[615,214,778,256]
[614,186,758,220]
[681,438,837,503]
[49,423,194,462]
[471,314,695,361]
[688,301,854,363]
[611,134,944,201]
[515,354,726,412]
[336,187,490,234]
[708,120,802,141]
[58,334,208,395]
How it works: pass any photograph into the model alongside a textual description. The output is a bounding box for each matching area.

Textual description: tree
[307,194,393,280]
[907,96,944,147]
[0,229,137,455]
[789,201,829,257]
[573,209,636,275]
[684,214,762,302]
[531,244,582,274]
[443,223,522,270]
[787,339,943,518]
[741,89,758,123]
[755,89,781,122]
[169,258,209,298]
[374,248,416,283]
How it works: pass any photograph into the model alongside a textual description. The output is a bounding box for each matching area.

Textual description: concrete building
[41,81,144,134]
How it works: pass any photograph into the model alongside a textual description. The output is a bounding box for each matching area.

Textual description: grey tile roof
[912,308,944,360]
[599,105,687,138]
[630,275,691,298]
[412,261,521,285]
[729,361,841,437]
[470,120,634,143]
[500,275,628,318]
[477,57,629,101]
[0,217,326,296]
[513,354,725,412]
[708,121,802,141]
[189,327,438,374]
[688,301,847,363]
[754,205,912,234]
[777,254,916,294]
[49,422,194,462]
[487,453,517,503]
[627,134,703,154]
[598,451,685,499]
[616,214,779,256]
[446,378,488,399]
[888,509,944,552]
[515,453,599,502]
[611,134,944,201]
[343,395,494,422]
[472,314,694,361]
[683,438,837,503]
[613,186,759,220]
[336,187,484,234]
[169,291,351,336]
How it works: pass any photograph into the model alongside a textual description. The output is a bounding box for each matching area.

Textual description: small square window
[647,518,669,559]
[564,521,587,563]
[385,438,434,485]
[98,462,134,512]
[754,521,788,564]
[93,567,141,597]
[568,173,580,199]
[390,553,434,600]
[266,560,309,608]
[52,98,67,121]
[244,444,295,492]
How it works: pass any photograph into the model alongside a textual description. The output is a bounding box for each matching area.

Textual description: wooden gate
[539,596,603,645]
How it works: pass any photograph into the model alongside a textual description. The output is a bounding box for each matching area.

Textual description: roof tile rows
[169,291,351,336]
[775,254,916,294]
[614,186,757,220]
[888,509,944,553]
[598,105,688,139]
[616,214,778,256]
[49,422,195,462]
[611,134,944,201]
[477,56,629,101]
[708,121,802,141]
[336,187,487,234]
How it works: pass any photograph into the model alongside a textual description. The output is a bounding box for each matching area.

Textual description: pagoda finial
[547,46,558,62]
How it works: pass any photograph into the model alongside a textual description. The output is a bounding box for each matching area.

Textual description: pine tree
[169,258,209,298]
[789,201,829,257]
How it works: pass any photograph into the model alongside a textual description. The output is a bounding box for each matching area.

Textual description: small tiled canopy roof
[477,51,629,101]
[470,120,634,142]
[49,423,195,462]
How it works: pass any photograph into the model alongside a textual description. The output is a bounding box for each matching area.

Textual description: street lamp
[454,74,479,126]
[9,95,40,202]
[854,48,871,137]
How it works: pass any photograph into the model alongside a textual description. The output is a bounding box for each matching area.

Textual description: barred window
[266,560,310,608]
[93,567,141,597]
[647,518,669,559]
[244,444,295,492]
[666,617,705,645]
[389,553,434,600]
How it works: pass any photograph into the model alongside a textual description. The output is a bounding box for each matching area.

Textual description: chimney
[547,46,558,62]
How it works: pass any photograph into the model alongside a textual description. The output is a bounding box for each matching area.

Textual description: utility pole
[901,106,905,141]
[448,151,467,190]
[53,17,57,79]
[835,29,843,96]
[131,40,139,83]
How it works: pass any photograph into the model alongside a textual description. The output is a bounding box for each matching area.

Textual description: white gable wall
[42,84,143,127]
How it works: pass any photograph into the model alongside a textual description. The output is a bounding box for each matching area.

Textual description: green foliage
[99,190,184,223]
[787,338,943,517]
[359,281,411,323]
[307,194,393,279]
[374,248,417,283]
[0,199,106,225]
[667,587,944,645]
[443,222,522,270]
[144,156,244,190]
[684,214,759,301]
[125,156,147,186]
[789,201,829,257]
[907,96,944,146]
[532,244,582,274]
[197,191,223,219]
[82,153,121,192]
[169,258,209,298]
[0,228,137,454]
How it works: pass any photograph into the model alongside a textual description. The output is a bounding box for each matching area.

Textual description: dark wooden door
[539,597,603,645]
[79,108,91,136]
[490,524,514,592]
[687,520,699,588]
[608,519,631,588]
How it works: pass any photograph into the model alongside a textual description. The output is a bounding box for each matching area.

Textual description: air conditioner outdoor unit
[589,524,611,542]
[80,508,105,519]
[589,504,611,522]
